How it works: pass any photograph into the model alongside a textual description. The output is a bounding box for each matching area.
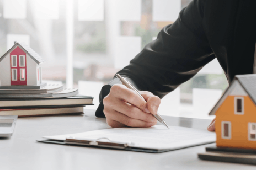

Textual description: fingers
[207,119,216,131]
[103,84,159,128]
[110,97,156,123]
[140,91,154,101]
[106,119,127,128]
[105,108,156,128]
[110,85,148,112]
[141,91,161,115]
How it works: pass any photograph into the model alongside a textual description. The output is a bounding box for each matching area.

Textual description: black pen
[115,74,169,129]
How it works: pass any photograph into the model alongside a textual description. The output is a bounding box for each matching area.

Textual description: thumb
[147,96,161,115]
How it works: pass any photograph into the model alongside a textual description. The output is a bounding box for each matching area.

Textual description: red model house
[0,42,43,87]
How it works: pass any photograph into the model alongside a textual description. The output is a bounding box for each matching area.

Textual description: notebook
[38,125,216,153]
[0,96,93,109]
[0,106,84,117]
[0,88,78,98]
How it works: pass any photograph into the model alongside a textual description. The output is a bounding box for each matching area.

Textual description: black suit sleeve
[95,0,214,118]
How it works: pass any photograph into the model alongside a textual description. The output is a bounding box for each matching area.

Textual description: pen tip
[163,122,169,129]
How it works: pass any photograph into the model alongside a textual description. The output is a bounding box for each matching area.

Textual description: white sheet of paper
[44,125,215,151]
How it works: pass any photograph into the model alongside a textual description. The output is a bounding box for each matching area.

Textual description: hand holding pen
[103,74,168,128]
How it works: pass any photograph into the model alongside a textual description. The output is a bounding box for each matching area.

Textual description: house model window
[222,121,231,139]
[12,69,17,81]
[234,97,244,114]
[11,55,17,67]
[19,55,25,67]
[20,69,25,81]
[249,123,256,141]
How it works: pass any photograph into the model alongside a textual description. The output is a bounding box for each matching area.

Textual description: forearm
[96,0,214,117]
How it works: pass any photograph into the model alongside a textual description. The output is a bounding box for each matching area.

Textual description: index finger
[140,91,154,101]
[110,84,148,112]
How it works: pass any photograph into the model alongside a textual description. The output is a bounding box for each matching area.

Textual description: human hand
[103,84,161,128]
[207,118,215,131]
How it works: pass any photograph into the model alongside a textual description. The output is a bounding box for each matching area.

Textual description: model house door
[10,47,27,86]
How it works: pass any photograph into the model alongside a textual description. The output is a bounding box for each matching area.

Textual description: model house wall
[26,53,39,86]
[0,53,11,86]
[215,81,256,149]
[37,65,42,85]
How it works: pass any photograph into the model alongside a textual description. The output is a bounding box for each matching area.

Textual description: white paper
[7,34,30,49]
[153,0,181,22]
[3,0,27,19]
[32,0,59,19]
[114,36,141,69]
[193,88,222,116]
[78,0,104,21]
[115,0,141,21]
[44,125,216,150]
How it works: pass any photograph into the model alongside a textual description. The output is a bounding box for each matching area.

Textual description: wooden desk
[0,109,254,170]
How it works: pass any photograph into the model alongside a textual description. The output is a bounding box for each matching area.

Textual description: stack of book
[0,82,93,117]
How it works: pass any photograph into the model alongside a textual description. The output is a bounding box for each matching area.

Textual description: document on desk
[39,125,216,153]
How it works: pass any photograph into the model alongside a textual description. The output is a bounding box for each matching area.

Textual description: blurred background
[0,0,227,117]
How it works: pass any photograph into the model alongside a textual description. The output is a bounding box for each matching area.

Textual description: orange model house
[209,74,256,149]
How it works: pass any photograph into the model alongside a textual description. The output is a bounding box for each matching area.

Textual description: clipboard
[37,125,216,153]
[37,137,161,153]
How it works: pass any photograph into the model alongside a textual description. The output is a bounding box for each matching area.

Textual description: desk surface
[0,110,255,170]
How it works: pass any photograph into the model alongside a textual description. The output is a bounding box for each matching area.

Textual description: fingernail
[145,108,150,113]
